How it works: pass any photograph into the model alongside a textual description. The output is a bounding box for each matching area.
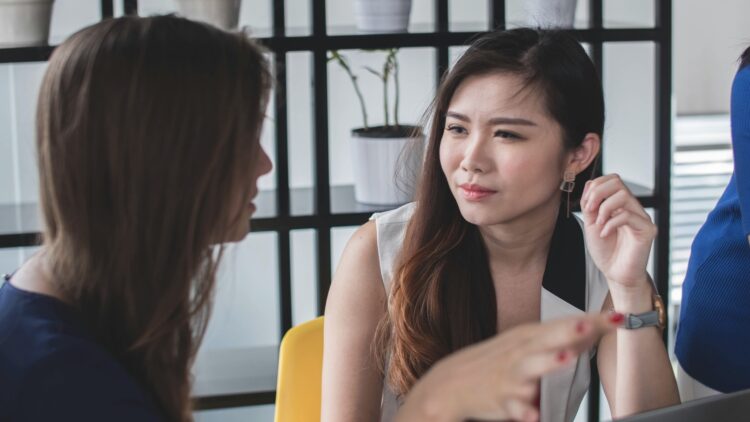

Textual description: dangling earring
[560,170,576,218]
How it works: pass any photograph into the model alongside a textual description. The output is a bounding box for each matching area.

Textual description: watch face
[653,295,666,329]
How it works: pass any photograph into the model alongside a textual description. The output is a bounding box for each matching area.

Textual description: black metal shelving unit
[0,1,671,420]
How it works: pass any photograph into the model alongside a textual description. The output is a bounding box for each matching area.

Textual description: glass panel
[291,229,318,325]
[449,0,489,32]
[48,0,102,45]
[0,248,22,278]
[0,65,16,207]
[580,42,593,60]
[327,47,435,213]
[602,42,656,195]
[191,232,280,401]
[239,0,272,37]
[287,52,315,216]
[326,0,434,36]
[0,247,42,283]
[254,54,278,218]
[604,0,655,28]
[0,63,47,218]
[286,0,311,36]
[201,232,280,350]
[505,0,591,29]
[449,45,469,71]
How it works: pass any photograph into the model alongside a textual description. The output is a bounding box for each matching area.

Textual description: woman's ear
[568,133,601,173]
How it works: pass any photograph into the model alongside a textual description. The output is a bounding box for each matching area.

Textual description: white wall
[674,0,750,114]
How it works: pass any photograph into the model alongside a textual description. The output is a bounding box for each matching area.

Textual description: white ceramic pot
[523,0,577,29]
[350,129,425,205]
[175,0,241,30]
[0,0,54,47]
[354,0,412,33]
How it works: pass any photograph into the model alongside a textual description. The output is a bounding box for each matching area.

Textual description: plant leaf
[363,66,383,79]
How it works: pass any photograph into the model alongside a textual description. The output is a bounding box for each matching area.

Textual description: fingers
[581,175,648,224]
[581,175,622,214]
[599,208,657,238]
[523,313,620,354]
[592,190,636,225]
[515,347,579,380]
[505,398,540,422]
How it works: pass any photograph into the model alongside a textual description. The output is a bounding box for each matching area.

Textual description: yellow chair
[274,316,324,422]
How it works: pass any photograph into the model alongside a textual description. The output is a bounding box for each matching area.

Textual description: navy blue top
[0,277,163,421]
[675,65,750,392]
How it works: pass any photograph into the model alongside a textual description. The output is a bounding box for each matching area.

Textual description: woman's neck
[479,200,560,275]
[9,249,70,304]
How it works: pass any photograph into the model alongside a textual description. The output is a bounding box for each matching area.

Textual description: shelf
[0,45,55,63]
[0,181,656,248]
[0,26,664,64]
[192,345,278,410]
[325,22,438,36]
[254,185,396,218]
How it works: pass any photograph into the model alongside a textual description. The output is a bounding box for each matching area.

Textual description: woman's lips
[459,183,497,201]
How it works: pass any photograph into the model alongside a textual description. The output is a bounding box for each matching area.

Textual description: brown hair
[374,28,604,396]
[36,15,271,420]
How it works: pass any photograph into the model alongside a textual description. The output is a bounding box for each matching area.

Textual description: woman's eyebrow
[445,111,537,126]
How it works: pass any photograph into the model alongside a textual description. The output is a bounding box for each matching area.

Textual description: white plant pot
[354,0,412,33]
[523,0,577,29]
[175,0,241,30]
[350,130,425,205]
[0,0,54,47]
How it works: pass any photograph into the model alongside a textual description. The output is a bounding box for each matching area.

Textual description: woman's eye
[446,125,467,135]
[495,130,521,140]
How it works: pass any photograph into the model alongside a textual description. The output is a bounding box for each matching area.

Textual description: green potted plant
[329,49,425,205]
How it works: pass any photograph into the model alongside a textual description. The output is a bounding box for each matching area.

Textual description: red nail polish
[610,313,625,324]
[576,321,587,333]
[557,350,568,362]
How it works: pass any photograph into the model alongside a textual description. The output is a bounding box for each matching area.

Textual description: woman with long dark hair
[0,16,620,422]
[323,28,680,422]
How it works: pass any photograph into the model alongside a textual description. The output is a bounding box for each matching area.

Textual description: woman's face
[225,140,273,242]
[439,72,571,227]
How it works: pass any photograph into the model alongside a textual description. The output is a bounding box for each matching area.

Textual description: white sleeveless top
[370,202,610,422]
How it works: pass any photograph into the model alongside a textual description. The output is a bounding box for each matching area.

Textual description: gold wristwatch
[623,295,666,330]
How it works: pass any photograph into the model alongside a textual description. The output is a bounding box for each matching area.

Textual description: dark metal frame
[0,1,672,420]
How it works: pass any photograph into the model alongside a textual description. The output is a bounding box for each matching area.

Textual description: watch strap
[624,310,660,329]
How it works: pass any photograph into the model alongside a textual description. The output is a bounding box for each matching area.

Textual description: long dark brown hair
[374,28,605,396]
[36,16,271,420]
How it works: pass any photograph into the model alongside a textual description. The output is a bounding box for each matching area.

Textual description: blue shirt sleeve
[731,65,750,236]
[14,344,163,422]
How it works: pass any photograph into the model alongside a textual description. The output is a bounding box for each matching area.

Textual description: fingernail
[557,350,568,362]
[610,313,625,324]
[576,321,588,333]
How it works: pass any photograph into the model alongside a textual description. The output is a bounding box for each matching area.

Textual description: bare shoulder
[321,220,387,422]
[325,220,386,316]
